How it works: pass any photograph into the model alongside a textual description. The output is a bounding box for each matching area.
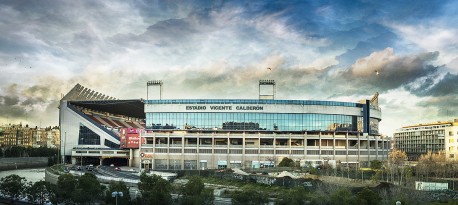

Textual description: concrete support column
[128,149,133,167]
[333,132,336,160]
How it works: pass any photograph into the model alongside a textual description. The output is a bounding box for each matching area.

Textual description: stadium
[59,81,389,170]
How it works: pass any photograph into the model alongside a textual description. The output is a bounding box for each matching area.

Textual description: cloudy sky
[1,0,457,136]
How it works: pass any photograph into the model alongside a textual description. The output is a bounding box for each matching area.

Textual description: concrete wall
[44,168,60,185]
[0,157,48,171]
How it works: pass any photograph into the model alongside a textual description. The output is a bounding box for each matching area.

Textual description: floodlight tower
[259,80,276,100]
[147,80,163,100]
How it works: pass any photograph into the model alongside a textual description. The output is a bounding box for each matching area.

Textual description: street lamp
[80,151,83,176]
[80,138,84,176]
[112,191,123,205]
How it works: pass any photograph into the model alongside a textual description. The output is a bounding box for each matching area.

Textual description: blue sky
[0,0,457,135]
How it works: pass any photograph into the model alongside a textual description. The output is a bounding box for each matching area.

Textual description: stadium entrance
[102,157,128,166]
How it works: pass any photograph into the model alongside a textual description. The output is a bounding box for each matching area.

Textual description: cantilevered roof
[70,100,145,119]
[62,84,117,101]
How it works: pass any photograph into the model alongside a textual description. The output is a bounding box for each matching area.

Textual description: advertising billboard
[120,128,143,149]
[415,181,448,191]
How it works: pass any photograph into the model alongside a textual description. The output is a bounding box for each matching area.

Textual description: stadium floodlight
[147,80,163,100]
[259,79,276,85]
[259,80,276,100]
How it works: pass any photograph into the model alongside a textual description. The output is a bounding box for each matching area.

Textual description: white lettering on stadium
[185,105,264,111]
[236,106,263,110]
[186,106,207,110]
[210,106,232,110]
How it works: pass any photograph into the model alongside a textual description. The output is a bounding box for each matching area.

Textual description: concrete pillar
[129,149,133,167]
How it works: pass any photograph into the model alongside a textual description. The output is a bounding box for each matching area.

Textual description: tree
[0,174,27,200]
[330,188,355,205]
[356,187,381,205]
[387,149,407,184]
[231,187,268,205]
[417,151,446,180]
[370,160,383,170]
[278,157,295,167]
[138,172,172,205]
[56,173,77,204]
[72,173,103,204]
[105,181,131,205]
[277,186,309,205]
[25,180,56,205]
[180,176,214,205]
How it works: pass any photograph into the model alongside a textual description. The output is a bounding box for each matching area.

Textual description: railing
[185,144,198,147]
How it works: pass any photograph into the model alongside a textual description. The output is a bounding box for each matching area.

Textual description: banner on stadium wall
[120,128,144,149]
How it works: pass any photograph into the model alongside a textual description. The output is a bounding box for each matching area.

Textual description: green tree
[0,174,27,200]
[56,173,77,204]
[25,180,56,205]
[277,186,309,205]
[356,187,381,205]
[138,172,172,205]
[180,176,214,205]
[370,160,383,170]
[105,181,131,205]
[278,157,295,167]
[72,173,103,204]
[330,188,355,205]
[231,187,268,205]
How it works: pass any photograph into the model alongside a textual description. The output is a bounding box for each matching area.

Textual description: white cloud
[388,23,458,71]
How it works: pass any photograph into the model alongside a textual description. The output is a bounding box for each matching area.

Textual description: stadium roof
[70,100,145,119]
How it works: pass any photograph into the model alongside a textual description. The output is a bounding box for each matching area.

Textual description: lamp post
[112,191,123,205]
[80,138,84,176]
[80,151,83,176]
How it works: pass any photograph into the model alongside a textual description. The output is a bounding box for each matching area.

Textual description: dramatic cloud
[0,0,458,136]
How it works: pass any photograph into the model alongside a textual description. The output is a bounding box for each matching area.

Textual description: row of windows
[146,112,366,132]
[145,99,358,107]
[78,123,119,148]
[78,124,100,145]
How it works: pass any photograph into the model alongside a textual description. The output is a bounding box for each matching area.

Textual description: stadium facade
[59,82,389,170]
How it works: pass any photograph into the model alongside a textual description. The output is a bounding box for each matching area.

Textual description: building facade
[0,124,60,148]
[394,119,458,160]
[59,83,390,169]
[140,98,389,170]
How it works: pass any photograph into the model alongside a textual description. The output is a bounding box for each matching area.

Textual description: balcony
[141,144,154,148]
